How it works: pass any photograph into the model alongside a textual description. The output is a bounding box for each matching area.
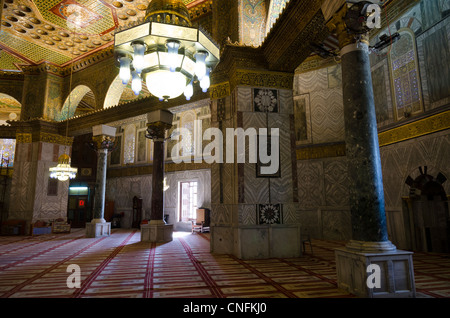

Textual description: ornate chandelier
[114,0,220,102]
[49,154,78,181]
[49,10,79,182]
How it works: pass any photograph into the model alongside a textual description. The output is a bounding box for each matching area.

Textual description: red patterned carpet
[0,228,449,298]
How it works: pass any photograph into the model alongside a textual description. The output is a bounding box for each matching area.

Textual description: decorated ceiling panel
[0,0,211,71]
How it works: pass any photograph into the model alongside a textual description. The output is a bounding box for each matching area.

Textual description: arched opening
[404,166,450,253]
[58,85,96,121]
[103,75,151,109]
[0,93,21,125]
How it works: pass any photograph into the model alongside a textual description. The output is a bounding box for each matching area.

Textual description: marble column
[140,110,174,242]
[326,3,415,297]
[85,125,116,238]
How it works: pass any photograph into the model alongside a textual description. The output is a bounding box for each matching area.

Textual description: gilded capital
[146,121,172,140]
[326,4,370,49]
[92,135,115,150]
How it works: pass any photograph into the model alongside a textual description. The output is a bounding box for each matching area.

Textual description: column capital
[146,110,173,141]
[325,2,371,50]
[92,135,115,150]
[146,121,172,141]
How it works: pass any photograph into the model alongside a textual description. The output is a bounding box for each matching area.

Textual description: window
[0,138,16,167]
[123,124,136,164]
[179,181,198,222]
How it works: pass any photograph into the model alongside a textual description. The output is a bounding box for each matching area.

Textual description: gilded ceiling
[0,0,210,71]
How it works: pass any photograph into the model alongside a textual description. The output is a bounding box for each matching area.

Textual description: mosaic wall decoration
[137,129,147,163]
[388,29,423,121]
[253,88,279,113]
[239,0,267,47]
[109,134,122,166]
[258,203,282,224]
[0,93,21,121]
[0,139,16,167]
[123,124,136,165]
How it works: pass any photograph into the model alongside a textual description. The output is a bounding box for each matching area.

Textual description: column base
[335,243,416,298]
[141,223,173,243]
[85,221,111,238]
[211,224,302,259]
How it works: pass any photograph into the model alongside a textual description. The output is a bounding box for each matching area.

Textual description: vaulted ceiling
[0,0,211,71]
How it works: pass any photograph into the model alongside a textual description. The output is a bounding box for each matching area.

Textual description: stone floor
[0,228,449,298]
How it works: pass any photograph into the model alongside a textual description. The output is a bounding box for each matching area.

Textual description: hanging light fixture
[49,8,79,182]
[50,154,78,181]
[114,0,220,102]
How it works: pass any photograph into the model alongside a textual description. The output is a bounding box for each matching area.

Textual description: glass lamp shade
[194,51,208,80]
[200,68,210,93]
[145,70,188,101]
[131,42,146,74]
[119,56,131,84]
[131,71,142,95]
[184,80,193,100]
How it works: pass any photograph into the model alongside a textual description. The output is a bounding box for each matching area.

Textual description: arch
[0,93,21,125]
[103,74,151,109]
[57,85,94,121]
[103,75,125,109]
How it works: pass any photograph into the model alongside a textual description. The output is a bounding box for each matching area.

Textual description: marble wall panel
[237,87,253,112]
[323,159,349,207]
[380,130,450,210]
[321,210,352,241]
[238,204,256,225]
[297,160,325,208]
[295,67,329,95]
[310,88,345,144]
[268,113,293,203]
[279,89,294,115]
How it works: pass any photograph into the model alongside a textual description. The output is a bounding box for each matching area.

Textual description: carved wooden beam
[262,0,331,72]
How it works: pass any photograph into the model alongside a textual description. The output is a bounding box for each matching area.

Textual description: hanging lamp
[113,0,220,102]
[49,8,79,182]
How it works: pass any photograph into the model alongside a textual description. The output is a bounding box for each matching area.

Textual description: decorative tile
[258,203,282,224]
[253,89,279,113]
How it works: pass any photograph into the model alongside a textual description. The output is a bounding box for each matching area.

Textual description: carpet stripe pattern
[0,229,449,298]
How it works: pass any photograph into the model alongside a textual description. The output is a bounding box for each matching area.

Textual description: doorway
[179,181,198,222]
[405,167,450,253]
[67,185,93,228]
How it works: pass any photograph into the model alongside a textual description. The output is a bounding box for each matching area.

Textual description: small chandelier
[49,154,78,181]
[114,0,220,102]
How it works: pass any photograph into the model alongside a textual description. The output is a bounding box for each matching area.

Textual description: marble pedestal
[85,222,111,238]
[141,222,173,243]
[335,243,416,298]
